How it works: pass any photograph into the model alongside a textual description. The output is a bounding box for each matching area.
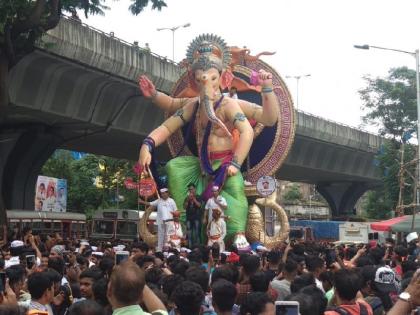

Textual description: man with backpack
[325,269,373,315]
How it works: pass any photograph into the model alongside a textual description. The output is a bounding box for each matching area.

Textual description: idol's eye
[211,75,217,81]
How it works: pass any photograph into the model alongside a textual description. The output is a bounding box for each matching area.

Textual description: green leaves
[360,67,417,139]
[42,150,140,214]
[360,67,418,219]
[364,140,416,219]
[283,184,302,204]
[129,0,167,15]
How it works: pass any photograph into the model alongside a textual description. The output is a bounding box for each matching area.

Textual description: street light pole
[285,74,311,109]
[355,44,420,223]
[157,23,191,61]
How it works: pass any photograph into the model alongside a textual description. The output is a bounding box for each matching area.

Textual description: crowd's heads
[161,274,184,301]
[185,266,209,293]
[250,271,270,293]
[373,266,398,294]
[319,270,334,293]
[241,254,260,276]
[334,268,362,302]
[239,292,274,315]
[299,285,327,315]
[285,293,314,315]
[136,255,155,270]
[266,251,281,265]
[27,271,54,303]
[50,245,65,258]
[107,261,145,307]
[10,241,24,257]
[68,300,104,315]
[79,268,103,299]
[212,265,239,285]
[5,265,26,297]
[212,279,237,313]
[305,255,325,275]
[0,305,28,315]
[283,259,298,277]
[48,256,65,276]
[290,273,315,293]
[145,266,163,285]
[92,277,109,308]
[172,281,204,315]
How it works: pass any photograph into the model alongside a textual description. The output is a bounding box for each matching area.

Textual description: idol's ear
[220,69,234,90]
[188,70,199,92]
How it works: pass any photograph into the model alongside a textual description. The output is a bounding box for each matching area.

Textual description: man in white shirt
[207,208,226,252]
[6,239,42,269]
[165,211,184,250]
[204,186,227,227]
[139,188,178,252]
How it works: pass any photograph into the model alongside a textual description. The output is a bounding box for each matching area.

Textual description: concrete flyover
[1,16,384,215]
[279,111,383,216]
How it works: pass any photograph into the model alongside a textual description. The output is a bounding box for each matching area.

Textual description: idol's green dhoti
[166,156,248,241]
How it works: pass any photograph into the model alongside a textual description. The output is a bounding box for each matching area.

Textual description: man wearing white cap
[7,238,42,269]
[204,186,227,228]
[139,187,178,252]
[165,211,184,250]
[207,208,226,252]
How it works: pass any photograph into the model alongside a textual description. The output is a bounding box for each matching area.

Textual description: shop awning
[370,216,408,231]
[391,215,420,233]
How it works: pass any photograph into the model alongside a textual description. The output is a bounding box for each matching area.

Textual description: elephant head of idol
[185,34,234,137]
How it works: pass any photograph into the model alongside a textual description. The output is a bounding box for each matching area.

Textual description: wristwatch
[399,292,413,309]
[399,292,411,302]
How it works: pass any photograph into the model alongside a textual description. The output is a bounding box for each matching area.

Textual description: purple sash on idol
[199,96,231,201]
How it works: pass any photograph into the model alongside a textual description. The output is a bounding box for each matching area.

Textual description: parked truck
[289,220,340,242]
[289,220,386,243]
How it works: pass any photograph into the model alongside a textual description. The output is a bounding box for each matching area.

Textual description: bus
[6,210,87,239]
[90,209,157,241]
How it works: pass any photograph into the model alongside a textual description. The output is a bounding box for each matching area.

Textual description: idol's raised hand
[257,69,273,87]
[138,75,157,98]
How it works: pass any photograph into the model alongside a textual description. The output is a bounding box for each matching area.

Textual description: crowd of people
[0,223,420,315]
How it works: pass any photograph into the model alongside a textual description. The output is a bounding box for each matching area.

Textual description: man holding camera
[183,183,202,247]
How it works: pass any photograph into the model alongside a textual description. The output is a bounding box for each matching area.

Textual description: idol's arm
[237,96,279,127]
[225,103,254,176]
[152,92,194,113]
[139,74,196,113]
[238,69,279,126]
[138,103,194,168]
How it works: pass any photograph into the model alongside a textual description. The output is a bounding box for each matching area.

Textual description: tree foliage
[0,0,167,108]
[283,184,302,204]
[42,150,139,215]
[363,141,416,219]
[360,67,417,139]
[360,67,418,219]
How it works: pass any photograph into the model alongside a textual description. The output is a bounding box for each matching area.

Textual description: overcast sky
[80,0,420,131]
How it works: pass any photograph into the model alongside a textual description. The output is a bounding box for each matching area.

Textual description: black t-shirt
[184,195,202,221]
[264,269,277,281]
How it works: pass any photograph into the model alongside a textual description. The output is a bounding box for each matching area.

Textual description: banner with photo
[35,176,67,212]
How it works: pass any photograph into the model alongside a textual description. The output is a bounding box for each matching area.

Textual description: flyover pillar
[316,182,375,217]
[0,126,59,222]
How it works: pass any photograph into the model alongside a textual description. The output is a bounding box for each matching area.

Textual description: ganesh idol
[138,34,280,241]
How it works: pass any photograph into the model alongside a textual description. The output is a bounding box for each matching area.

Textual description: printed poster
[35,176,67,212]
